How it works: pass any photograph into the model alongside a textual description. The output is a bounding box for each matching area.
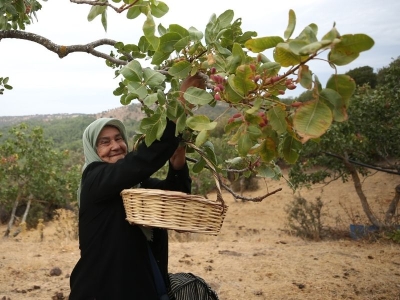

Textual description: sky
[1,0,399,116]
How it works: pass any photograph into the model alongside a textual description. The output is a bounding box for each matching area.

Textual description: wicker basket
[121,143,228,235]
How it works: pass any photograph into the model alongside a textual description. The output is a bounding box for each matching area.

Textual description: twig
[186,156,282,202]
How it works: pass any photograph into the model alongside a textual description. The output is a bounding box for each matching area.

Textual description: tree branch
[69,0,140,13]
[0,30,128,65]
[186,156,282,202]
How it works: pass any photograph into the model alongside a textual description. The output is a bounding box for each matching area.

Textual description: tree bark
[4,193,21,237]
[12,197,32,237]
[385,184,400,225]
[342,154,384,227]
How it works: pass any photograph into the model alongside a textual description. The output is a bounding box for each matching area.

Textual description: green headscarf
[77,118,128,206]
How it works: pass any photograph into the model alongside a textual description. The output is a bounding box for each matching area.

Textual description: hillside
[0,103,144,129]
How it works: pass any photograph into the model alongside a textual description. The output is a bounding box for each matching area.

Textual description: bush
[285,196,324,241]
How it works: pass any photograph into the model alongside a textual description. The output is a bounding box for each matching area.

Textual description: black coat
[69,121,191,300]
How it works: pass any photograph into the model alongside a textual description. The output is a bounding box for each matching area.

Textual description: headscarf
[77,118,128,206]
[82,118,128,172]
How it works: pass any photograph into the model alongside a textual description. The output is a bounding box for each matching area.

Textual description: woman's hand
[169,146,186,170]
[179,73,206,110]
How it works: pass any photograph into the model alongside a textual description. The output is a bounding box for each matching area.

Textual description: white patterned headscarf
[77,118,128,206]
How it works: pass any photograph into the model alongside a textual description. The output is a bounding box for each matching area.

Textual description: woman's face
[96,126,128,163]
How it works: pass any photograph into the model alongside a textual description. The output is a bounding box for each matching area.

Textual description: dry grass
[1,170,400,300]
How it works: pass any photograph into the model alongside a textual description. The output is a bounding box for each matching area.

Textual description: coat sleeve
[140,161,192,194]
[81,120,182,204]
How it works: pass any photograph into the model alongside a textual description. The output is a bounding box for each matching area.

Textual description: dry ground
[1,170,400,300]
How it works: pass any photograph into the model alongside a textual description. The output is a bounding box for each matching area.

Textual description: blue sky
[1,0,399,116]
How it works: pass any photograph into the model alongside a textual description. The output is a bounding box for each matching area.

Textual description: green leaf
[127,6,141,19]
[195,130,209,147]
[14,0,25,14]
[231,42,246,64]
[168,60,191,79]
[143,68,166,87]
[151,51,170,65]
[140,114,167,146]
[319,88,347,122]
[150,1,169,18]
[245,98,263,114]
[233,65,257,95]
[329,34,374,66]
[87,5,106,22]
[183,87,214,106]
[120,60,143,82]
[237,132,252,157]
[175,110,187,133]
[143,93,158,106]
[321,26,340,41]
[188,26,204,41]
[326,74,356,108]
[296,24,318,43]
[172,36,189,52]
[169,24,189,38]
[298,65,313,89]
[217,9,234,28]
[293,100,333,143]
[224,74,244,103]
[258,62,281,77]
[257,163,277,178]
[298,41,324,55]
[127,82,148,99]
[281,134,302,164]
[267,105,287,134]
[202,142,218,167]
[244,36,284,53]
[288,39,308,55]
[186,115,217,131]
[247,125,262,141]
[101,11,107,32]
[284,9,296,40]
[143,13,159,50]
[159,32,181,53]
[259,138,278,162]
[192,157,206,173]
[274,43,307,67]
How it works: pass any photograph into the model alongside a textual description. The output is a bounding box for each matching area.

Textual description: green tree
[1,1,374,202]
[0,124,80,236]
[345,66,377,88]
[288,58,400,228]
[377,56,400,89]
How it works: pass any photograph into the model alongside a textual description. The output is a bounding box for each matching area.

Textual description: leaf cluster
[289,58,400,189]
[0,0,43,30]
[0,123,81,224]
[103,5,373,180]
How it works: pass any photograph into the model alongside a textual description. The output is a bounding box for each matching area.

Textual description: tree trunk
[12,197,31,237]
[385,184,400,225]
[4,193,21,237]
[342,154,384,227]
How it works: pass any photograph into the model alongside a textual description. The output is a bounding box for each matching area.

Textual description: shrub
[285,196,324,241]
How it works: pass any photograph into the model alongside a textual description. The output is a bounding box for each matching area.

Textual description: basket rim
[120,188,228,208]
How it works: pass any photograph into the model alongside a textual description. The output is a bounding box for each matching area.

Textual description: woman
[69,116,191,300]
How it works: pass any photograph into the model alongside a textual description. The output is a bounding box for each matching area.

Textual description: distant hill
[0,101,235,128]
[0,103,145,128]
[0,102,235,152]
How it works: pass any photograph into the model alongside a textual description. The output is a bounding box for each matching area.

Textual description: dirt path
[1,171,399,299]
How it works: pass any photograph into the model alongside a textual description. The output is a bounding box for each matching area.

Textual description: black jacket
[69,121,191,300]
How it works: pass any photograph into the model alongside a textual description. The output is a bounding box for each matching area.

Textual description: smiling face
[96,125,128,163]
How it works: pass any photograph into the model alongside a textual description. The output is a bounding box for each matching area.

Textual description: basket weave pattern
[121,188,227,235]
[121,143,228,235]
